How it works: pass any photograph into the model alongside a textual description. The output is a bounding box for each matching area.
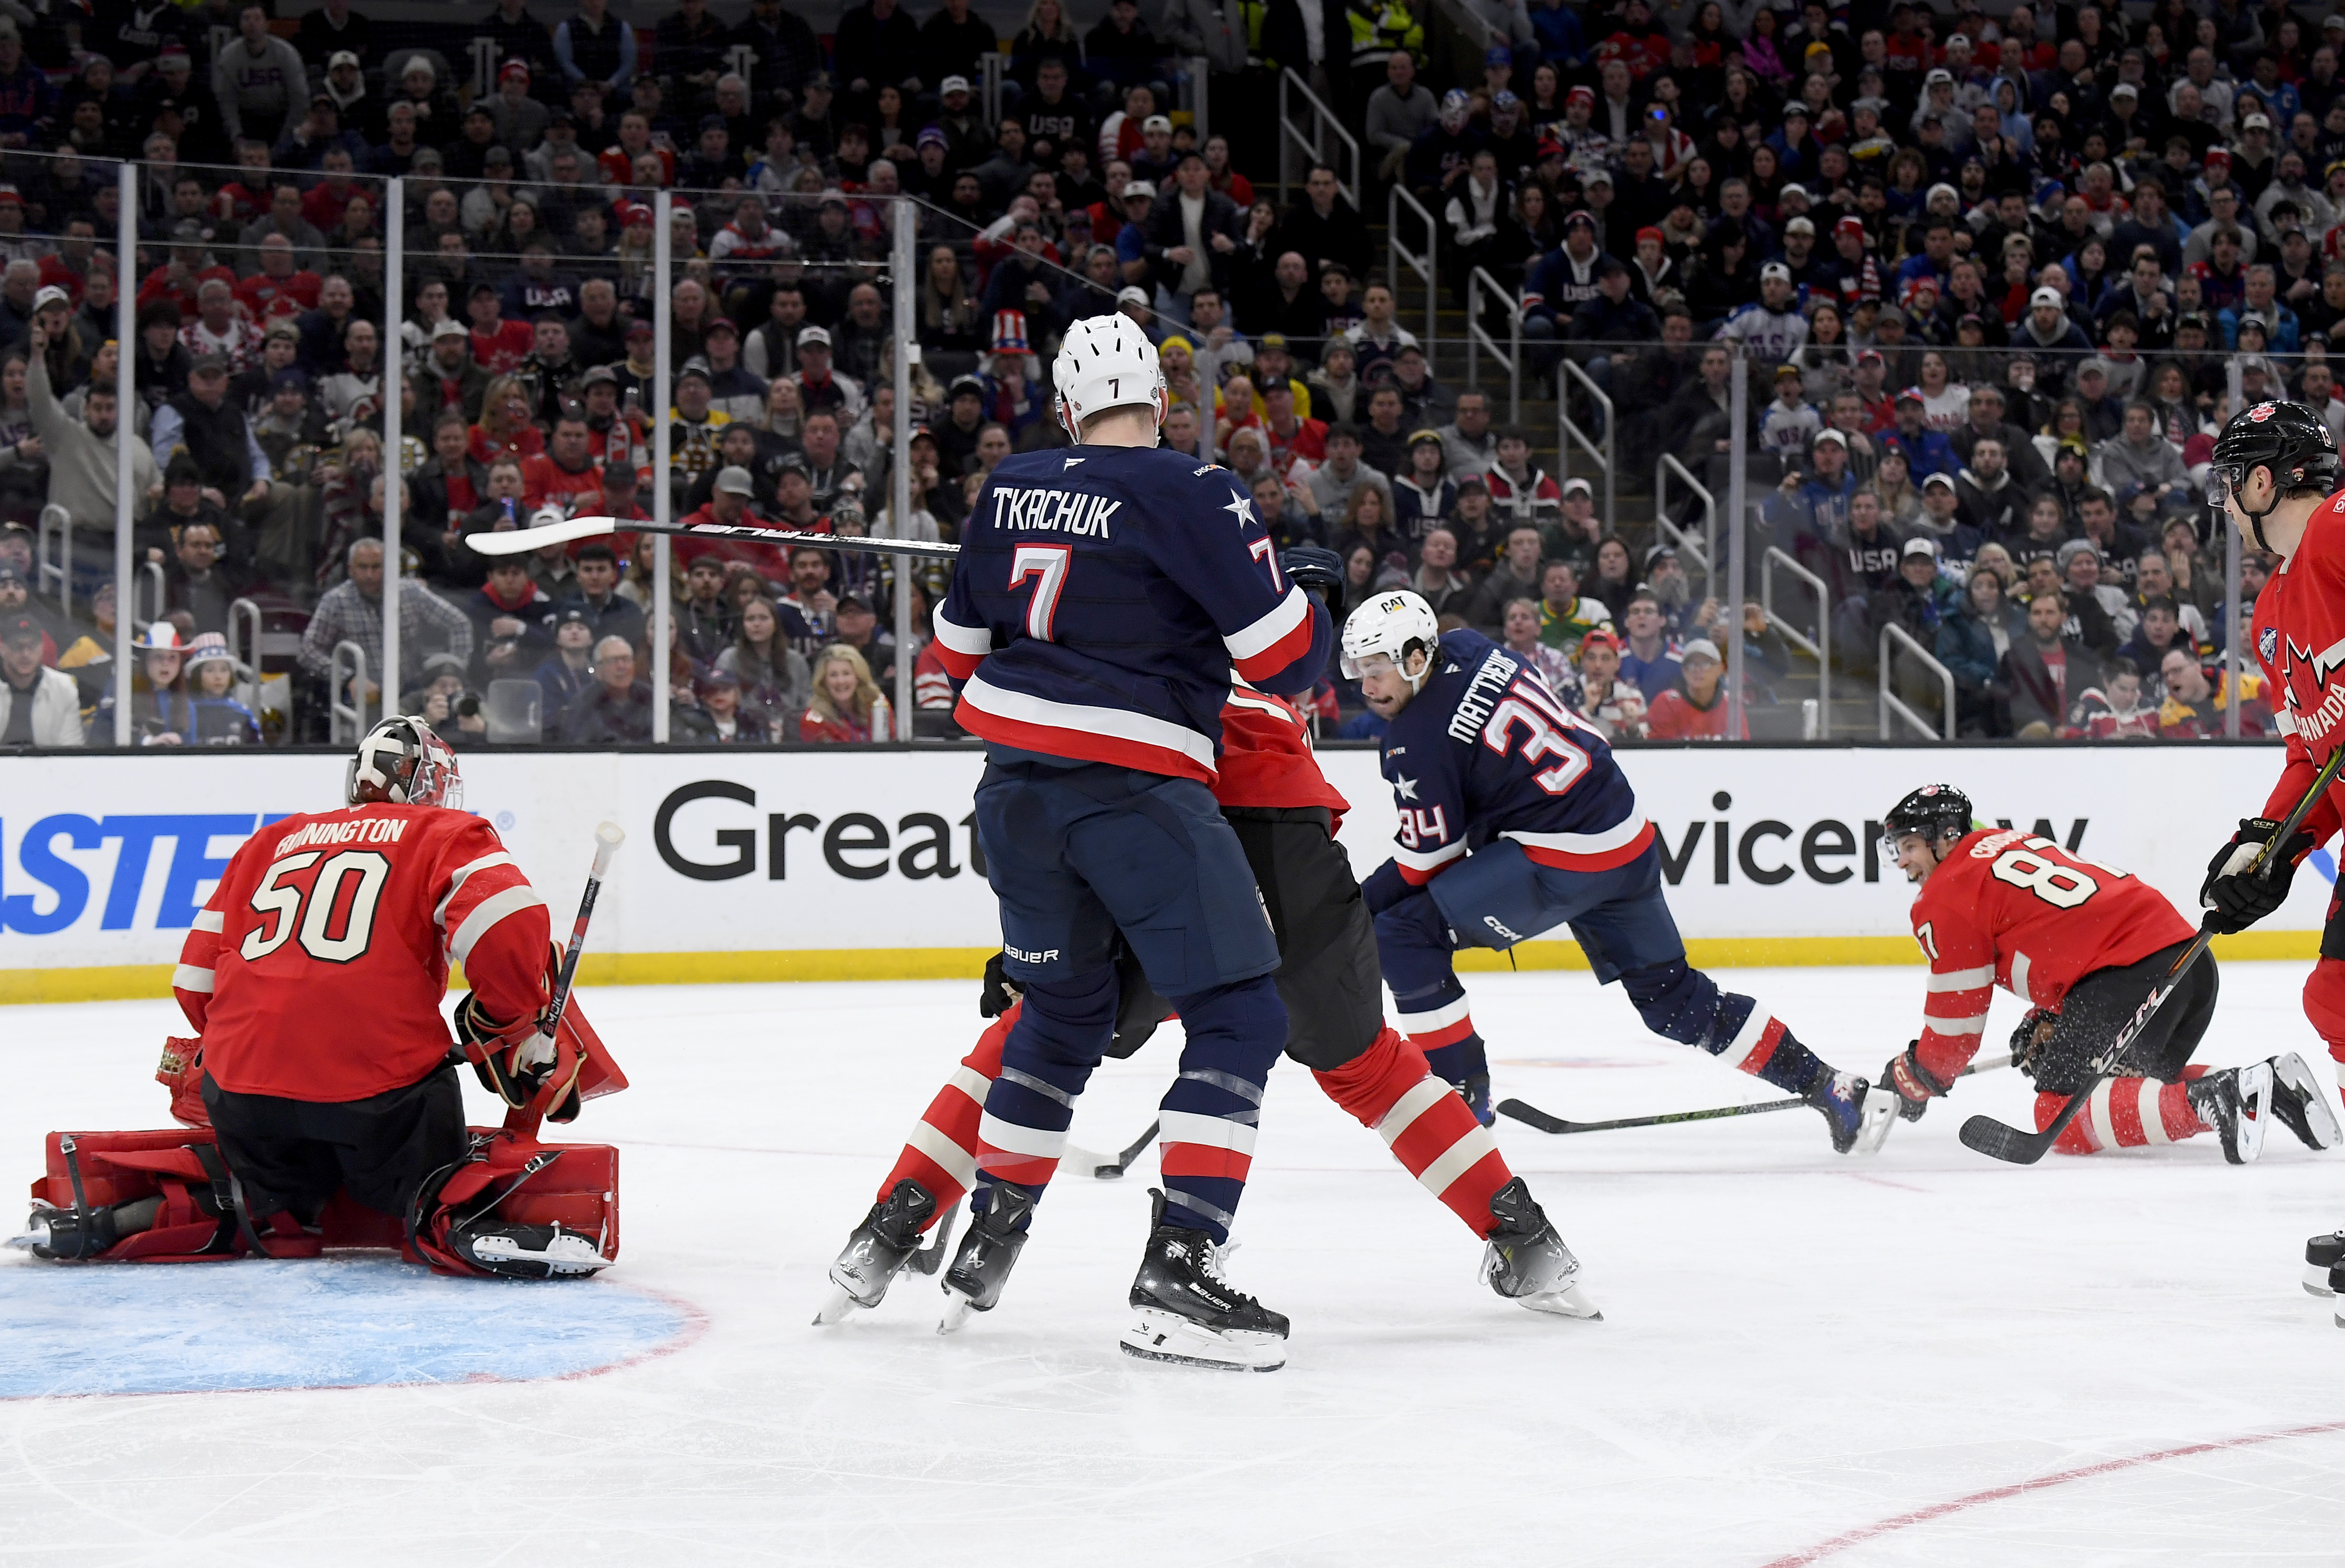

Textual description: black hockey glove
[1107,939,1171,1059]
[1879,1042,1954,1122]
[453,991,554,1108]
[2008,1006,2058,1079]
[1280,545,1344,595]
[979,952,1022,1019]
[1362,858,1416,916]
[2200,817,2317,934]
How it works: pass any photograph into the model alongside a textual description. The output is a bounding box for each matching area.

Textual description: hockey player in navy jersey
[919,314,1333,1369]
[1342,591,1893,1153]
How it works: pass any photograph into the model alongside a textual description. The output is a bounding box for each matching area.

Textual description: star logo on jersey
[1394,775,1419,800]
[1222,490,1257,528]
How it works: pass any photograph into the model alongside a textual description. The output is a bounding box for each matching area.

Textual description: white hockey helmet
[1340,589,1441,689]
[1052,313,1166,438]
[347,715,463,809]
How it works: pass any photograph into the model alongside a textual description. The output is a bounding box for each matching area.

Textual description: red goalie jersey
[176,806,554,1104]
[1908,829,2195,1084]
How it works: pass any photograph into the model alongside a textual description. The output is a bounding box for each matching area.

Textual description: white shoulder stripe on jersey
[171,964,215,993]
[191,909,225,934]
[1922,1014,1988,1036]
[1222,584,1310,662]
[1925,965,1996,992]
[1393,839,1467,871]
[959,672,1218,769]
[1505,816,1649,854]
[434,853,518,928]
[449,883,548,963]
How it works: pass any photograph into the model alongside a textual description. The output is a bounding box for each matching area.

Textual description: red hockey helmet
[347,716,463,809]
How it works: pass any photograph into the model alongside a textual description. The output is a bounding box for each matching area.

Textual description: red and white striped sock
[1314,1025,1513,1237]
[873,1006,1014,1227]
[2035,1066,2207,1155]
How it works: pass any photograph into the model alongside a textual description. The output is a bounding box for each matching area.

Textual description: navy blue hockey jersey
[1380,630,1652,885]
[933,444,1331,781]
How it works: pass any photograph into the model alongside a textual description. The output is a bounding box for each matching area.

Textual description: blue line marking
[2308,848,2337,885]
[0,1255,689,1398]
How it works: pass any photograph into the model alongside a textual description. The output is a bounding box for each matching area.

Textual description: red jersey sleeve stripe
[932,607,992,679]
[433,853,518,927]
[1394,840,1467,883]
[1225,586,1313,679]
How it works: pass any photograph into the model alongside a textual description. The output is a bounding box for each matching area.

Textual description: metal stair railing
[227,596,263,710]
[1555,357,1612,528]
[1879,623,1956,740]
[1387,183,1437,363]
[1759,545,1830,738]
[1654,454,1713,583]
[1465,266,1521,424]
[1278,68,1361,210]
[330,639,369,744]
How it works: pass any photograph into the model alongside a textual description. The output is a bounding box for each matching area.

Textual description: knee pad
[1007,965,1121,1069]
[1618,959,1739,1052]
[1165,973,1287,1069]
[2305,957,2345,1047]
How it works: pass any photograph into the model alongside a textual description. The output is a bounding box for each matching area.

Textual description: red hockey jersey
[2251,489,2345,845]
[175,806,554,1104]
[1215,681,1351,827]
[1908,828,2194,1083]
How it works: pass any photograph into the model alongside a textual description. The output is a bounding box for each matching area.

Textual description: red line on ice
[1760,1420,2345,1567]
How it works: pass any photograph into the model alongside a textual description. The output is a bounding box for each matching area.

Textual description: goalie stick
[1498,1051,2016,1136]
[459,513,964,562]
[544,822,625,1042]
[1061,1119,1162,1179]
[1957,741,2345,1166]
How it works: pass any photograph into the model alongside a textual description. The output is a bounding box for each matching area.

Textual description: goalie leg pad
[408,1134,620,1279]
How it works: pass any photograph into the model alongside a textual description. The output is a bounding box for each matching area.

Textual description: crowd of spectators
[0,0,2311,748]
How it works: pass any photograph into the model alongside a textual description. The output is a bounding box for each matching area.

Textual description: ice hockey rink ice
[5,964,2344,1568]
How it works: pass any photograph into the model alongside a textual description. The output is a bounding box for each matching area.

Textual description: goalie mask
[347,716,463,810]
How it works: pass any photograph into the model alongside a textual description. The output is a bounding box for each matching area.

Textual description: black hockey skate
[2306,1231,2344,1299]
[1807,1071,1895,1156]
[937,1181,1034,1334]
[1458,1071,1494,1128]
[1119,1188,1288,1371]
[2187,1063,2273,1165]
[814,1178,949,1325]
[1481,1178,1601,1319]
[2266,1053,2343,1152]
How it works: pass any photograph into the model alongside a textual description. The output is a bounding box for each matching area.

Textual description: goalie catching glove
[2201,818,2317,934]
[453,992,577,1116]
[1879,1042,1955,1122]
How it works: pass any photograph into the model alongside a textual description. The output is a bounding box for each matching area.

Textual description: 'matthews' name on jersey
[992,486,1124,537]
[1447,647,1524,744]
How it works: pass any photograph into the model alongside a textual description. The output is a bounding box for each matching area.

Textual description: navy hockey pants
[968,757,1286,1240]
[1374,840,1829,1096]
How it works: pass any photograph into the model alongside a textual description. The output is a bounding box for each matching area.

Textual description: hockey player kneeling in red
[1876,784,2336,1162]
[20,718,627,1279]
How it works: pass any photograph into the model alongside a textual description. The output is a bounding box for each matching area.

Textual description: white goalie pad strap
[1415,1123,1500,1197]
[908,1119,980,1190]
[976,1112,1068,1160]
[1157,1110,1259,1156]
[2136,1078,2171,1145]
[1374,1075,1456,1144]
[1925,965,1995,992]
[191,909,224,934]
[171,964,215,994]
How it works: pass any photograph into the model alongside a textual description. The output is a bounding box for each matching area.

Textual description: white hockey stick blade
[465,514,621,556]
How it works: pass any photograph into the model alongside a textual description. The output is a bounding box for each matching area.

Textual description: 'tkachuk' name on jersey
[1906,828,2193,1085]
[2252,488,2345,844]
[931,445,1329,782]
[1381,630,1652,886]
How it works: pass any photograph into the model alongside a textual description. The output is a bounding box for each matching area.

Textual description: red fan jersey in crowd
[234,268,321,324]
[520,451,604,513]
[1907,828,2195,1084]
[174,806,554,1104]
[471,318,537,377]
[136,261,236,320]
[2250,490,2345,845]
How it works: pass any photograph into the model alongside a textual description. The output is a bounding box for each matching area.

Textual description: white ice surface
[4,965,2345,1568]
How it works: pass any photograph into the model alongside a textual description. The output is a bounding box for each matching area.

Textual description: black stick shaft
[542,823,624,1040]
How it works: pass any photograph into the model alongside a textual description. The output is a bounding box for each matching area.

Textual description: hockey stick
[1957,744,2345,1165]
[544,822,626,1042]
[1063,1119,1162,1179]
[1498,1052,2017,1136]
[460,513,964,562]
